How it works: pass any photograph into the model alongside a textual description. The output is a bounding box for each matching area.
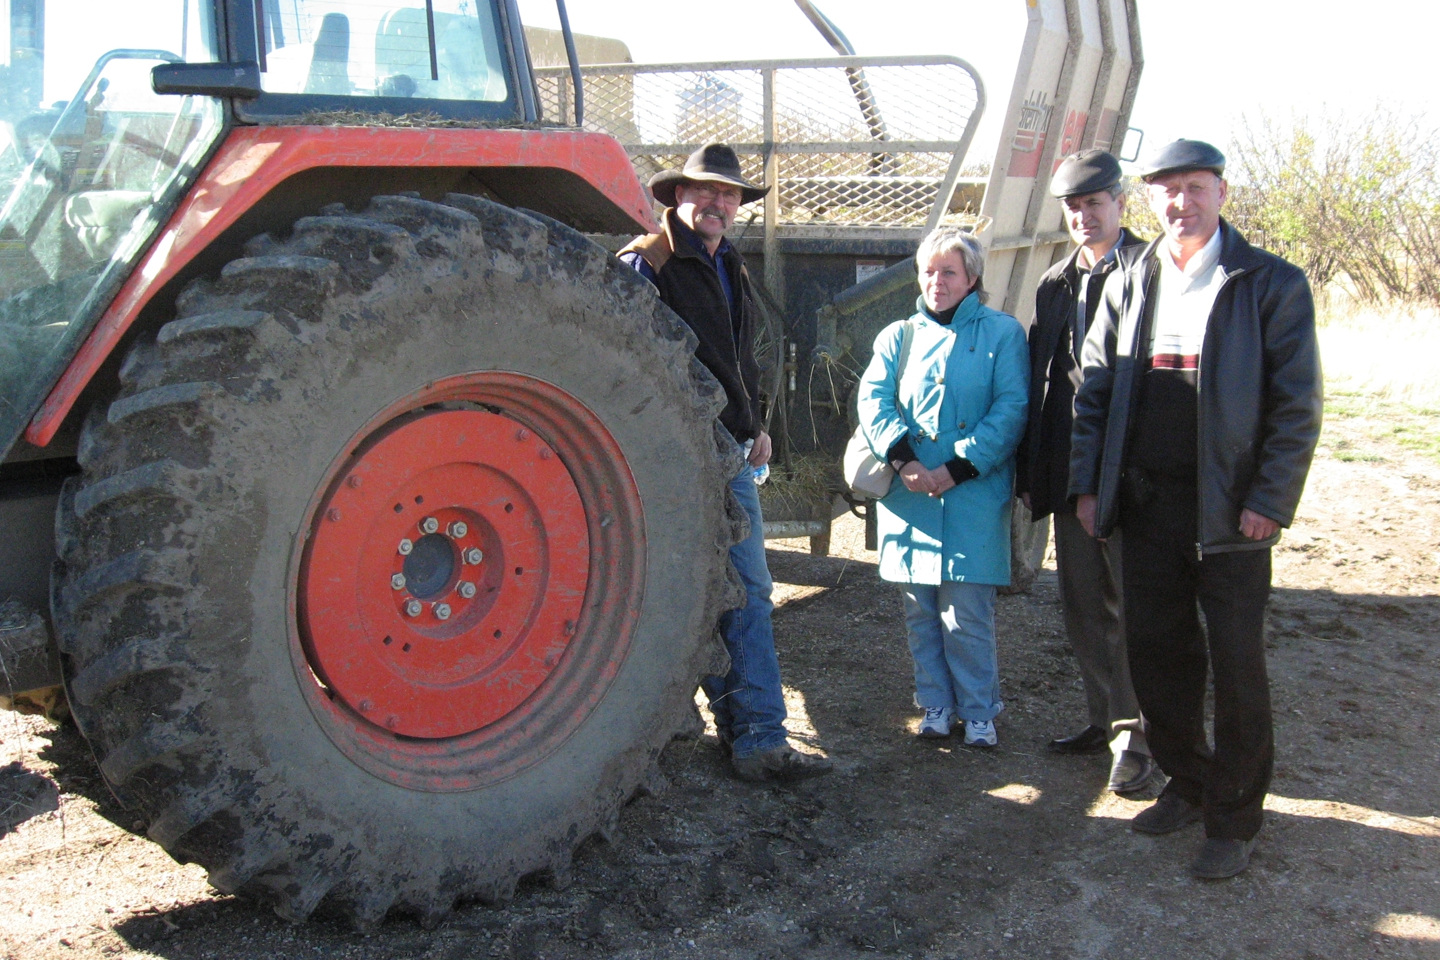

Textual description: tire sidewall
[178,225,723,877]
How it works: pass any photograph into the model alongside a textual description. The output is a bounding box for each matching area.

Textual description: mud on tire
[52,195,743,926]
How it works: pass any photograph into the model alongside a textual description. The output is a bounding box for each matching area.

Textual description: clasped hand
[899,461,955,497]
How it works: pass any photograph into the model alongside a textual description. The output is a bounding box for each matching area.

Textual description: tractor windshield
[0,0,224,453]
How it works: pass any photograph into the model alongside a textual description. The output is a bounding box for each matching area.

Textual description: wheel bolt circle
[464,547,484,565]
[434,603,452,621]
[391,573,406,590]
[458,581,477,599]
[420,516,439,534]
[404,599,422,617]
[448,521,468,538]
[398,538,413,556]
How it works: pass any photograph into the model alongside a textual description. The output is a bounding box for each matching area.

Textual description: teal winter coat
[857,293,1029,586]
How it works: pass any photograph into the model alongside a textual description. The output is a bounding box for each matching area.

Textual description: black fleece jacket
[619,209,764,442]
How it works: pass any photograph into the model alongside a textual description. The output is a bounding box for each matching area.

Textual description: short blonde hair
[915,227,987,304]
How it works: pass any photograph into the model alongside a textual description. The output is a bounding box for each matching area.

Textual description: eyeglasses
[686,182,744,204]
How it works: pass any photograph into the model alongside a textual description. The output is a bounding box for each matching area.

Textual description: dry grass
[1317,296,1440,409]
[757,452,838,522]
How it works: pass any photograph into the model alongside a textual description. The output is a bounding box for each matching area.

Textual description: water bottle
[742,439,769,485]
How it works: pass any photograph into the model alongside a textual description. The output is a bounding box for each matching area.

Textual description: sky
[516,0,1439,172]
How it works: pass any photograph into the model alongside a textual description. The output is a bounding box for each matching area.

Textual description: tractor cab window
[256,1,508,103]
[0,0,224,452]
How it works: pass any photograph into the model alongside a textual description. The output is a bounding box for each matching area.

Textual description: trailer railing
[534,55,985,250]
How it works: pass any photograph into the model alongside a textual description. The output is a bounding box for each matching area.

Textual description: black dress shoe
[1131,791,1204,835]
[1047,724,1108,755]
[1191,837,1257,879]
[1108,750,1156,793]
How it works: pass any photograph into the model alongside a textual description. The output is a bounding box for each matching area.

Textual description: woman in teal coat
[856,228,1028,747]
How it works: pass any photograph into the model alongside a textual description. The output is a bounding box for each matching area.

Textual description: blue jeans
[901,582,1004,722]
[701,462,790,759]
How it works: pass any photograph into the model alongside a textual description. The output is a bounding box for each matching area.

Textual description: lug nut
[458,581,477,599]
[464,547,484,565]
[404,599,423,617]
[434,603,452,621]
[420,516,439,534]
[391,573,406,590]
[398,538,413,556]
[448,521,468,538]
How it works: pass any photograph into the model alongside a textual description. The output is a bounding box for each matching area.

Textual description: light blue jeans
[700,461,790,759]
[901,582,1004,722]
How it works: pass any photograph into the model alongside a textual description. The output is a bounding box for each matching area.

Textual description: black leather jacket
[1068,221,1323,553]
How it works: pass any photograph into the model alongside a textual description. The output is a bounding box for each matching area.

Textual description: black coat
[619,209,764,442]
[1016,228,1144,519]
[1068,221,1323,552]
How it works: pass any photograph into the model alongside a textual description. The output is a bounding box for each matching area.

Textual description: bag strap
[896,318,916,378]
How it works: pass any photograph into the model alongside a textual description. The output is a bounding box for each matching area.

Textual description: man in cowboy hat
[1017,149,1153,794]
[619,143,832,784]
[1070,139,1322,878]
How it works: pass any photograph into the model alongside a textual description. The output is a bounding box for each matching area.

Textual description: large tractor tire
[51,195,743,927]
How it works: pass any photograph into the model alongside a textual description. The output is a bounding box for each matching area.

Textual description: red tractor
[0,0,737,926]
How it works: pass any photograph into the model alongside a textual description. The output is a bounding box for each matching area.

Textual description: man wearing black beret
[1017,149,1152,794]
[1069,139,1322,878]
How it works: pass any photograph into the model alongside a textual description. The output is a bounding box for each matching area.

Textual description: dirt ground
[3,397,1438,960]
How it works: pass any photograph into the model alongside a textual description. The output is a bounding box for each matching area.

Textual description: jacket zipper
[707,248,752,407]
[1194,266,1242,560]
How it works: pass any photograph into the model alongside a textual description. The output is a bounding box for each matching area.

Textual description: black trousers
[1119,473,1273,840]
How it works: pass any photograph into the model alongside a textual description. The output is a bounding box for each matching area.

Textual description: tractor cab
[0,0,535,459]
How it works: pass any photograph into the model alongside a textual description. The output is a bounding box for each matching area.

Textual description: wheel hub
[300,408,590,739]
[401,532,455,599]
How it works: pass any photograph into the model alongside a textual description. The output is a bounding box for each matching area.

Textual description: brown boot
[731,744,833,784]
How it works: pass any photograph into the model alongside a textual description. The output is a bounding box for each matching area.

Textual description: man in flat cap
[619,143,832,784]
[1069,139,1322,877]
[1017,149,1153,794]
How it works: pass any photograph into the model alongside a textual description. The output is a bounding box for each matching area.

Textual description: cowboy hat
[648,143,770,207]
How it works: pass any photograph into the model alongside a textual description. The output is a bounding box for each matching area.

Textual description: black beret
[1049,148,1123,198]
[1137,139,1226,180]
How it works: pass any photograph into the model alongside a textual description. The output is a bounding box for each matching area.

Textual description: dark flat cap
[1138,139,1226,180]
[1049,148,1122,198]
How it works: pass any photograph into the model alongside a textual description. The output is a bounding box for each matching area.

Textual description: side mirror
[152,62,262,99]
[1119,127,1145,164]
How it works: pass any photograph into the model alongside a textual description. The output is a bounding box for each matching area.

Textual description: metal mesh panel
[535,56,982,232]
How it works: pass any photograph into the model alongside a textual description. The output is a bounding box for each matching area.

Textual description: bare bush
[1226,108,1440,305]
[1118,176,1156,240]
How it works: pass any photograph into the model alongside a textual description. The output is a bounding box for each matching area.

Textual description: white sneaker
[963,719,997,748]
[917,706,954,738]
